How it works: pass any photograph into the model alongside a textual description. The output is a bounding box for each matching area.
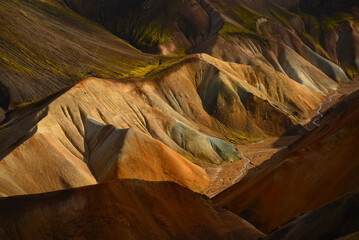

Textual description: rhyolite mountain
[214,89,359,233]
[0,0,359,239]
[65,0,358,82]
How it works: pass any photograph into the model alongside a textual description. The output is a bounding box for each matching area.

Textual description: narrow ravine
[312,91,338,127]
[232,151,251,184]
[231,90,339,185]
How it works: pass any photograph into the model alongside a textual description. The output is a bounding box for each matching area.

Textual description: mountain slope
[0,179,264,240]
[1,0,341,137]
[206,0,352,82]
[214,89,359,233]
[64,0,212,54]
[0,50,329,197]
[64,0,359,82]
[0,0,359,239]
[0,77,214,196]
[266,189,359,240]
[0,0,157,109]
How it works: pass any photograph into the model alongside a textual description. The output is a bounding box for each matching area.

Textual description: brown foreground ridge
[266,188,359,240]
[0,179,264,240]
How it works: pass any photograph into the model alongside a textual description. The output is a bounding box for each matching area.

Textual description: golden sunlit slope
[0,0,358,239]
[0,51,328,197]
[0,77,212,196]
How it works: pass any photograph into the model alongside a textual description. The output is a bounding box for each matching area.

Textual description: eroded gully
[232,90,339,185]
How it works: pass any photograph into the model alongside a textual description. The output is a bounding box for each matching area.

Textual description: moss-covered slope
[65,0,211,54]
[0,0,158,108]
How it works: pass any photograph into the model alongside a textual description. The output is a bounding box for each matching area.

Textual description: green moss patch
[300,32,330,58]
[232,5,264,32]
[228,130,259,143]
[219,22,268,45]
[321,13,354,31]
[145,55,196,80]
[214,1,263,31]
[270,6,301,25]
[212,2,268,45]
[344,65,358,79]
[109,0,183,50]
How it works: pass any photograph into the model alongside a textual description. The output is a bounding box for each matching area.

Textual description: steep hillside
[64,0,358,82]
[0,0,157,109]
[64,0,213,54]
[1,0,359,238]
[2,0,342,138]
[0,77,212,196]
[206,0,354,81]
[0,179,264,240]
[62,0,356,124]
[214,89,359,233]
[0,51,328,196]
[266,189,359,240]
[295,0,359,79]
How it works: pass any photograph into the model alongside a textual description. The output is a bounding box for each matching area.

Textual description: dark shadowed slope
[0,179,264,240]
[214,89,359,233]
[64,0,213,54]
[266,189,359,240]
[336,232,359,240]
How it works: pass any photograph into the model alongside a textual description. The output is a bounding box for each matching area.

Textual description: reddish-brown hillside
[0,179,264,240]
[266,189,359,240]
[214,89,359,233]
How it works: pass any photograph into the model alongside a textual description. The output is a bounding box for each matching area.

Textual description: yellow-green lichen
[228,130,259,143]
[219,22,268,45]
[214,1,263,31]
[344,65,358,79]
[270,6,301,25]
[300,32,330,58]
[111,0,183,50]
[144,55,194,79]
[0,0,158,81]
[322,13,354,31]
